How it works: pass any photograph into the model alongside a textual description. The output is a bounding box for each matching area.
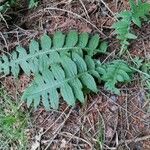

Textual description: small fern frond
[112,0,150,55]
[0,31,107,77]
[98,60,133,95]
[130,0,150,27]
[112,11,136,55]
[22,53,100,110]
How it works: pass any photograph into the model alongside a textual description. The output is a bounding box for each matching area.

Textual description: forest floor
[0,0,150,149]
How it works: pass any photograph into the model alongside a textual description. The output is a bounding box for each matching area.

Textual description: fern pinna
[0,31,107,77]
[112,0,150,55]
[0,31,133,110]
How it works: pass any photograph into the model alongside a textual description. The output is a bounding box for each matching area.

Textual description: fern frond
[0,31,107,77]
[22,53,133,109]
[112,0,150,55]
[97,60,133,95]
[130,0,150,27]
[0,31,134,110]
[22,53,100,110]
[112,11,136,55]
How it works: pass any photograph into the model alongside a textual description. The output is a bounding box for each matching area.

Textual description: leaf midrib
[11,47,77,64]
[8,46,97,65]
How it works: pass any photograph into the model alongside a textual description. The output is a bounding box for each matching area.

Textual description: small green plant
[28,0,39,9]
[132,57,150,89]
[112,0,150,55]
[131,57,150,111]
[133,56,143,69]
[0,89,29,149]
[0,31,133,110]
[0,0,38,14]
[100,60,133,95]
[0,1,10,14]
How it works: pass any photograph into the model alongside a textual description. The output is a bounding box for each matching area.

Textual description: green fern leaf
[61,55,77,76]
[22,55,133,109]
[65,30,78,47]
[53,31,65,48]
[112,20,130,29]
[61,83,76,106]
[80,73,98,92]
[117,11,132,19]
[16,46,31,76]
[71,78,85,103]
[112,0,150,55]
[0,31,104,77]
[72,52,87,72]
[22,53,99,109]
[112,14,132,55]
[1,54,10,75]
[130,0,150,27]
[72,53,97,92]
[0,31,134,110]
[125,33,137,39]
[85,55,100,79]
[42,92,50,110]
[85,55,95,69]
[132,16,142,27]
[41,34,52,50]
[78,32,89,48]
[87,34,100,56]
[129,0,137,11]
[61,55,84,102]
[101,60,133,94]
[98,41,108,53]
